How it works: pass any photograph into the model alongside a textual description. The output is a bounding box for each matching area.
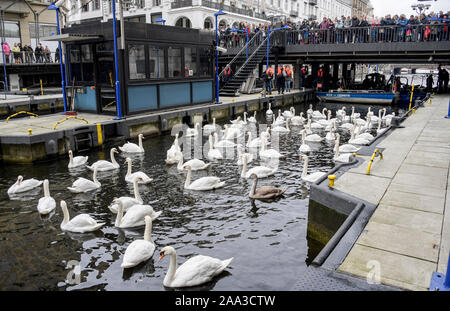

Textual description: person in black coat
[426,74,434,93]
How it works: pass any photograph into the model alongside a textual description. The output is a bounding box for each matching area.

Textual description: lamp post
[48,2,68,113]
[155,17,166,25]
[231,27,248,59]
[214,9,226,104]
[266,25,290,69]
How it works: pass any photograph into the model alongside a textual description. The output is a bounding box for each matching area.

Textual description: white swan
[336,133,360,153]
[125,157,153,184]
[114,198,162,228]
[37,179,56,215]
[230,115,243,124]
[312,108,327,120]
[318,110,332,127]
[68,150,88,169]
[355,124,375,140]
[108,176,144,214]
[259,137,284,159]
[303,118,313,135]
[240,154,277,178]
[60,200,104,233]
[266,102,273,119]
[207,134,223,161]
[247,111,257,123]
[203,118,217,134]
[159,245,233,288]
[67,166,101,193]
[325,126,335,141]
[271,118,290,133]
[237,144,254,165]
[166,134,183,165]
[223,124,243,140]
[182,165,225,191]
[291,109,305,125]
[299,129,312,153]
[376,118,388,135]
[87,148,120,171]
[119,133,145,153]
[304,131,323,142]
[272,113,285,127]
[186,123,200,137]
[348,126,370,145]
[282,107,294,119]
[7,175,42,194]
[333,133,355,163]
[121,215,155,269]
[177,154,210,171]
[300,154,326,183]
[214,132,237,148]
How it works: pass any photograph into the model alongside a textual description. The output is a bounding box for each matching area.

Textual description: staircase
[219,32,268,97]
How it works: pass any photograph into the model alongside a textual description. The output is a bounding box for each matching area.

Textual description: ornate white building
[67,0,320,29]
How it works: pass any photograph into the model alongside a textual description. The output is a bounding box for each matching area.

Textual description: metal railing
[0,50,60,64]
[218,31,264,79]
[285,23,450,45]
[171,0,193,9]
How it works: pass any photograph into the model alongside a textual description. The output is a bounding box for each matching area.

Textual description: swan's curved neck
[177,156,184,170]
[241,156,247,177]
[184,168,191,188]
[335,136,340,157]
[115,200,124,227]
[93,169,100,185]
[138,136,143,149]
[61,204,70,225]
[209,136,214,150]
[164,251,178,286]
[126,160,132,177]
[285,119,289,130]
[213,118,216,127]
[133,179,143,203]
[144,218,153,243]
[301,130,306,143]
[110,150,118,166]
[350,126,355,140]
[250,177,257,196]
[44,180,50,197]
[243,113,247,123]
[302,157,309,178]
[69,153,73,165]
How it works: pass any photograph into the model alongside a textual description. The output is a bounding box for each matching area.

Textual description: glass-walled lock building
[62,20,214,116]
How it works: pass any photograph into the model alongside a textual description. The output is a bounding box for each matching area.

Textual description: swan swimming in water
[8,175,42,195]
[68,150,88,169]
[299,129,311,154]
[60,200,104,233]
[125,157,153,184]
[248,173,286,200]
[207,134,223,161]
[333,133,355,163]
[87,148,120,171]
[114,198,162,229]
[108,176,144,214]
[177,153,210,171]
[300,154,326,183]
[166,134,183,165]
[159,245,233,288]
[119,133,145,153]
[182,165,225,191]
[67,166,101,193]
[121,216,155,269]
[240,154,277,179]
[37,179,56,215]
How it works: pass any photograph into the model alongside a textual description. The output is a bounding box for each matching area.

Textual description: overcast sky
[371,0,450,18]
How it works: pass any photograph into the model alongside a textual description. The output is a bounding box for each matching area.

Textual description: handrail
[366,149,383,175]
[53,116,88,130]
[6,111,39,122]
[230,35,268,79]
[218,31,263,78]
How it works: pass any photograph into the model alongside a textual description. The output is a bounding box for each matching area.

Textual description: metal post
[246,30,248,60]
[55,8,68,112]
[112,0,122,119]
[266,28,270,68]
[215,14,219,104]
[0,10,9,92]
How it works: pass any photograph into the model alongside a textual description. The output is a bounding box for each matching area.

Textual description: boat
[316,90,395,104]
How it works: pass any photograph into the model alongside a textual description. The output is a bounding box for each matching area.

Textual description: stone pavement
[334,95,450,291]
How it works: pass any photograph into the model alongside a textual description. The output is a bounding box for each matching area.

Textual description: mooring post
[429,251,450,291]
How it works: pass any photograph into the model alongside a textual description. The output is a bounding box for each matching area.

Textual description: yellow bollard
[412,108,416,114]
[428,98,432,106]
[366,149,383,175]
[408,84,415,111]
[40,79,43,96]
[328,175,336,187]
[28,129,32,135]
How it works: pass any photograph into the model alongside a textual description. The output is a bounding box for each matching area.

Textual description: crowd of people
[1,42,59,64]
[218,10,450,48]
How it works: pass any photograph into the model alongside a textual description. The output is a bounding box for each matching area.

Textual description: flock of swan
[5,102,394,288]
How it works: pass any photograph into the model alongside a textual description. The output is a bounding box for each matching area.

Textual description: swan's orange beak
[158,253,165,261]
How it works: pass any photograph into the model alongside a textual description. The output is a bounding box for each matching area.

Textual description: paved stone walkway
[334,94,450,291]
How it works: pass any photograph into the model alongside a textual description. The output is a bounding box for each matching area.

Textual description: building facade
[351,0,373,18]
[67,0,316,29]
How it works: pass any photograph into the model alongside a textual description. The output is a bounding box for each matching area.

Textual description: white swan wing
[170,255,233,288]
[120,142,143,153]
[120,205,159,227]
[88,160,117,171]
[108,197,140,213]
[69,156,88,168]
[188,177,224,190]
[122,240,155,268]
[126,171,153,183]
[69,177,99,192]
[183,159,207,170]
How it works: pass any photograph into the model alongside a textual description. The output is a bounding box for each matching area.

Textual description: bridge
[0,61,61,91]
[217,24,450,96]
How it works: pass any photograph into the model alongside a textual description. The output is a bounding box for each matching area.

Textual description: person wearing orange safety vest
[317,67,325,90]
[276,65,286,94]
[285,65,292,92]
[264,66,274,94]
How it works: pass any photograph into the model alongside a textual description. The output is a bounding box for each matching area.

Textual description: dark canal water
[0,102,401,291]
